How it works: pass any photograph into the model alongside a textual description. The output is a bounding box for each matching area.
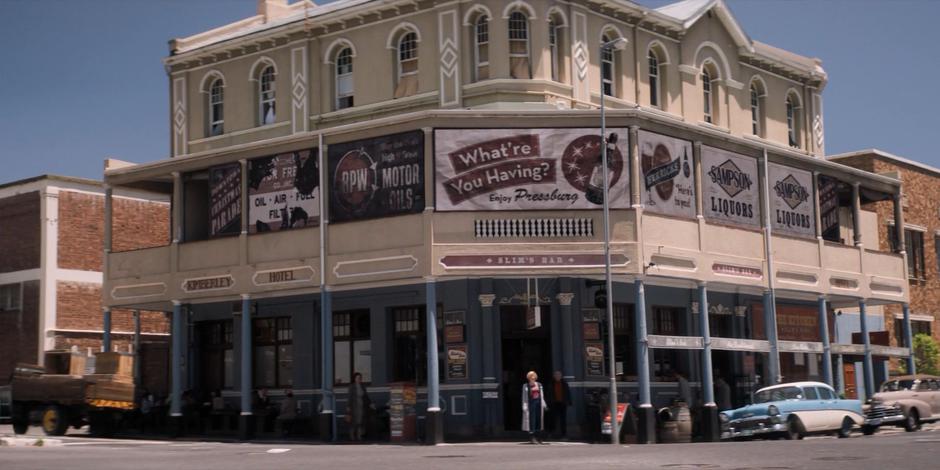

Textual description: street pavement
[1,423,939,469]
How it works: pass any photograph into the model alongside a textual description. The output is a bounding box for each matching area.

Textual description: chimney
[257,0,291,22]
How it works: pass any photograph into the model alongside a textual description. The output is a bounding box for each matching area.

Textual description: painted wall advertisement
[447,344,468,380]
[434,128,630,211]
[329,130,424,223]
[701,145,759,227]
[209,163,241,237]
[818,175,841,242]
[585,341,605,377]
[247,149,320,233]
[638,130,695,218]
[768,162,815,237]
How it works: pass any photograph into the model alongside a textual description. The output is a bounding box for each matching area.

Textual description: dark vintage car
[863,375,940,434]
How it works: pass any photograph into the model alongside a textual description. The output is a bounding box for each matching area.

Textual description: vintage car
[719,381,864,440]
[863,375,940,434]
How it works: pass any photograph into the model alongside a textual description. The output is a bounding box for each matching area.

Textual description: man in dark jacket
[549,370,572,439]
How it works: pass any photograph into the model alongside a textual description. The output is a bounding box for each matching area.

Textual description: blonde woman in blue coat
[521,370,548,444]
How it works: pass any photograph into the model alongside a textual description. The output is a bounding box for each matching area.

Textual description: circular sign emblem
[333,149,376,213]
[561,135,624,205]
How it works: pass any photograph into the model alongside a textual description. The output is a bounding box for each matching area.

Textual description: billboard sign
[434,128,630,211]
[247,149,320,233]
[208,163,241,237]
[768,162,815,237]
[638,130,695,218]
[328,130,425,222]
[701,145,759,227]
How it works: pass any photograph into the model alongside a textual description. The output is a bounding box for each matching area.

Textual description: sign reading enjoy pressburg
[434,128,630,211]
[329,130,424,222]
[247,149,320,233]
[768,162,815,237]
[701,145,759,227]
[638,130,695,218]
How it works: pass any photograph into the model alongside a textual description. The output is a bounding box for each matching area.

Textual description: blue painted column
[698,283,714,406]
[240,295,252,418]
[818,296,833,387]
[635,279,655,443]
[859,300,875,399]
[762,291,780,385]
[902,303,916,375]
[425,278,443,444]
[320,288,334,441]
[102,307,112,353]
[170,301,183,418]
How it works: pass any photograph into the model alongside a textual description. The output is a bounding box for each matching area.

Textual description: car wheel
[785,417,804,440]
[862,424,877,436]
[11,403,29,435]
[837,417,853,438]
[41,405,69,436]
[904,409,920,432]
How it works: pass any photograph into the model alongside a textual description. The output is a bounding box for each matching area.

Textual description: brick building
[830,150,940,374]
[0,174,171,384]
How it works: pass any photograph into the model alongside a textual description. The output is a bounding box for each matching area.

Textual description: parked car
[719,381,864,440]
[863,375,940,434]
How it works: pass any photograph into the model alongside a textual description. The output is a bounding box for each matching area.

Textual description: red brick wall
[57,190,170,271]
[0,281,39,384]
[0,192,41,273]
[55,281,170,340]
[837,154,940,372]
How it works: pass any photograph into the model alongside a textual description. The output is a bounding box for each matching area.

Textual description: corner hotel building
[101,0,917,442]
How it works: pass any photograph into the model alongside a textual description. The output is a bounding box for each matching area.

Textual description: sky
[0,0,938,183]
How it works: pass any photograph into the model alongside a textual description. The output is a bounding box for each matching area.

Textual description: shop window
[182,171,210,242]
[651,306,683,381]
[199,320,233,392]
[894,318,932,345]
[334,310,371,385]
[0,283,21,311]
[253,317,293,388]
[613,304,636,378]
[652,306,680,335]
[392,306,426,384]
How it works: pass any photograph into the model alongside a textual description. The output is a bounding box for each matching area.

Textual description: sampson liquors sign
[639,130,695,218]
[434,128,630,210]
[768,163,815,237]
[701,146,759,227]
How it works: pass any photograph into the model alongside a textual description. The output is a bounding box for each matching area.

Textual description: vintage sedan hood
[724,403,772,420]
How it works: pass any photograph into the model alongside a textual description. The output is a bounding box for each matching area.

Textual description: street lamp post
[600,36,628,444]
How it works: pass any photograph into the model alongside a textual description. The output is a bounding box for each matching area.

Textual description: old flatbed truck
[10,351,136,436]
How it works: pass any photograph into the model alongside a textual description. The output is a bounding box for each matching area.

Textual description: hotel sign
[434,128,631,211]
[701,146,759,227]
[440,253,629,269]
[182,275,234,293]
[252,266,315,286]
[712,263,763,279]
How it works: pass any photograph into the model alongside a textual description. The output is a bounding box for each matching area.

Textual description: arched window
[749,80,766,137]
[335,47,354,110]
[394,31,419,98]
[208,78,224,137]
[702,68,713,123]
[648,49,662,108]
[258,65,276,125]
[508,11,530,79]
[786,93,802,148]
[601,34,615,97]
[474,15,489,81]
[549,18,560,82]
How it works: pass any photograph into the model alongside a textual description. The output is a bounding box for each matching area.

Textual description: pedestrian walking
[521,371,548,444]
[346,372,372,441]
[549,371,572,439]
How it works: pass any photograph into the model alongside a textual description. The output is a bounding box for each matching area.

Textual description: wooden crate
[84,375,135,404]
[94,352,134,377]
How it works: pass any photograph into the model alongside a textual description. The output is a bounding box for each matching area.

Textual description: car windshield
[882,380,915,392]
[754,386,803,403]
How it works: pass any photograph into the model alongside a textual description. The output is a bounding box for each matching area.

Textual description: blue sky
[1,0,937,182]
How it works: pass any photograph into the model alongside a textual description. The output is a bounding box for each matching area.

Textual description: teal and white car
[720,381,865,440]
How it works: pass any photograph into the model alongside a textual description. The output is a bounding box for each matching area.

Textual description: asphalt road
[1,424,939,470]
